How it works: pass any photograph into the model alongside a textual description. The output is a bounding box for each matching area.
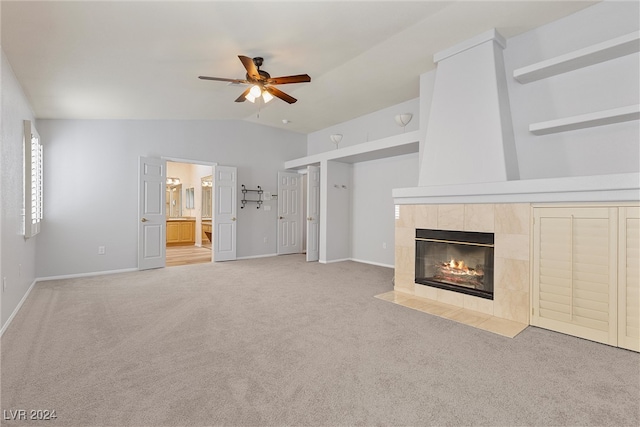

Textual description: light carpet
[2,255,638,426]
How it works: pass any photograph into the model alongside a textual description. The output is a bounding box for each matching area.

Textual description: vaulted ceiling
[2,1,597,134]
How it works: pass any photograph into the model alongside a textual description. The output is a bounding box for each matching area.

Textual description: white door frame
[164,157,216,263]
[306,165,320,262]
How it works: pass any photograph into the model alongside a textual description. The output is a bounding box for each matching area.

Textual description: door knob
[141,218,149,222]
[279,216,284,220]
[231,217,236,221]
[307,217,313,221]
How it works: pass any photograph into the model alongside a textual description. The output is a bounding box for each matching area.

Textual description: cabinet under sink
[166,218,195,245]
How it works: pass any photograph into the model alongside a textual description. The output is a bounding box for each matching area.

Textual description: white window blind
[24,120,43,238]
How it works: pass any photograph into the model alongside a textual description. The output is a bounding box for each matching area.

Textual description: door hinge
[532,307,534,315]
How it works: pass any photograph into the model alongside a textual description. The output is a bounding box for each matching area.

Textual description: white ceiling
[2,0,598,134]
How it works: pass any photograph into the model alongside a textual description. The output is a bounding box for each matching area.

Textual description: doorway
[165,160,213,267]
[276,167,320,262]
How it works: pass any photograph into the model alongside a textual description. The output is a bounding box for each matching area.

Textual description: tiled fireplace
[395,203,531,324]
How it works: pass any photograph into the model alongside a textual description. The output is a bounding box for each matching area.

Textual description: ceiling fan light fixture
[250,85,262,98]
[262,90,274,103]
[245,93,256,103]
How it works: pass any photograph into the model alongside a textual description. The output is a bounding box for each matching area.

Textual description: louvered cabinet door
[619,207,639,351]
[532,207,618,346]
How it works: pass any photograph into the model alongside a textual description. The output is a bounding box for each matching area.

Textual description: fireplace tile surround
[395,203,531,324]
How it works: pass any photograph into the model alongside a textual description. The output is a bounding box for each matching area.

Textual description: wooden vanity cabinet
[201,220,212,243]
[166,219,195,245]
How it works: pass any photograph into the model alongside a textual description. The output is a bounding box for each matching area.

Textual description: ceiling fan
[199,55,311,104]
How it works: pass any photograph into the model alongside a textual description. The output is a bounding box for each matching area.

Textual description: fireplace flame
[449,258,466,270]
[442,259,483,276]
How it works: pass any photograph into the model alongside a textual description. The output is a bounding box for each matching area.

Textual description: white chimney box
[419,29,519,186]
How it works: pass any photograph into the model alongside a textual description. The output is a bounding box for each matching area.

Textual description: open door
[306,166,320,262]
[138,156,166,270]
[213,165,237,261]
[277,171,303,255]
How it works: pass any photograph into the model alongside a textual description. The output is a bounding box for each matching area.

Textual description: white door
[306,166,320,262]
[277,171,302,255]
[213,166,237,261]
[138,156,166,270]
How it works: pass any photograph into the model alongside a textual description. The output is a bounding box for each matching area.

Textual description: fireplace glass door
[415,229,494,300]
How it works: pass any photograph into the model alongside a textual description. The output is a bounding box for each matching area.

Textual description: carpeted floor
[2,255,639,426]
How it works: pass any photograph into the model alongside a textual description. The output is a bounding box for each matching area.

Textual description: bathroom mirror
[166,184,182,218]
[185,187,195,209]
[201,175,212,218]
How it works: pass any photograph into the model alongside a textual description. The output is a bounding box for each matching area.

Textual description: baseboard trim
[350,258,394,269]
[37,268,138,282]
[320,258,351,264]
[1,278,37,337]
[236,253,278,260]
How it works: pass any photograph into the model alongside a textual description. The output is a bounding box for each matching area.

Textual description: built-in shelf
[284,130,419,170]
[514,31,640,84]
[529,104,640,135]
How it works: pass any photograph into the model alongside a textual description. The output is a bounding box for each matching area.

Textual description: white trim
[350,258,394,269]
[1,279,37,337]
[38,268,138,282]
[433,28,506,63]
[284,131,419,170]
[321,258,351,264]
[394,173,640,205]
[236,253,278,260]
[162,156,217,167]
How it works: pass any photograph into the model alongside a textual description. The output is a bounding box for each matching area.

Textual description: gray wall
[351,153,418,267]
[307,98,420,156]
[34,119,306,278]
[504,0,639,179]
[1,52,37,328]
[307,99,422,267]
[306,1,638,268]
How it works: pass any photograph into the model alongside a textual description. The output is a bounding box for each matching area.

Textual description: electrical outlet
[382,242,387,249]
[98,246,106,255]
[263,237,268,243]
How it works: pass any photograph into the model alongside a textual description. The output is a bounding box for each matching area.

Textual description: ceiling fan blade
[267,74,311,85]
[234,87,251,102]
[238,55,260,80]
[199,76,249,84]
[265,86,297,104]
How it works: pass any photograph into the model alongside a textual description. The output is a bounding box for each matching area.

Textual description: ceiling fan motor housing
[251,57,270,80]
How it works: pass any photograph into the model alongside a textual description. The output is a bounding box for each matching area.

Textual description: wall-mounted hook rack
[241,185,263,209]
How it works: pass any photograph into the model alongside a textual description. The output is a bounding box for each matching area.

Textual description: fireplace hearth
[415,229,494,300]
